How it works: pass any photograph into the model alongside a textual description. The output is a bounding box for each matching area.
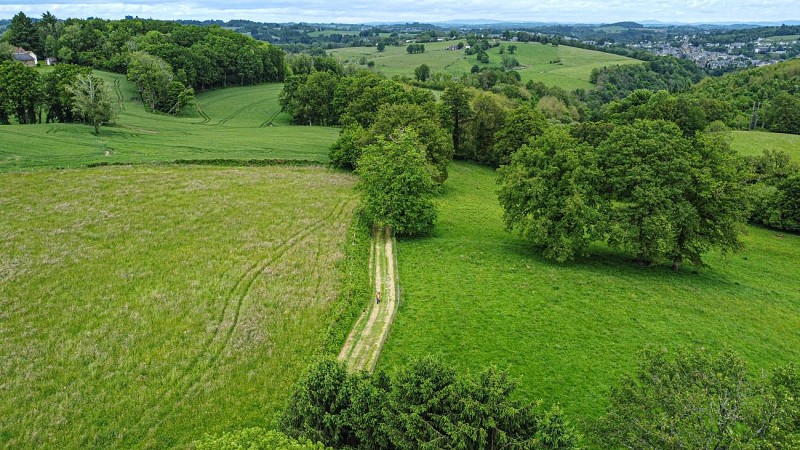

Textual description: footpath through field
[338,227,399,373]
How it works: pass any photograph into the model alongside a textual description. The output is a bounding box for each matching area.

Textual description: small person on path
[376,290,381,305]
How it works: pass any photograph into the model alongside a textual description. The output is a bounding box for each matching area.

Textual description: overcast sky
[1,0,797,24]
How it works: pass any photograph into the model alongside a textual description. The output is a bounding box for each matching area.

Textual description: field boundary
[338,226,400,373]
[84,158,326,169]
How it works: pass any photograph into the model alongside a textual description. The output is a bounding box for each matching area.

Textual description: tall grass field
[379,162,800,432]
[330,40,639,91]
[0,165,359,448]
[0,72,338,172]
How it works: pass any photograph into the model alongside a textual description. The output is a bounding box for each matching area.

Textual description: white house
[12,47,38,66]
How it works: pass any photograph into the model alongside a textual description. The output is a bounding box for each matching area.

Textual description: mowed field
[329,40,639,91]
[0,72,339,172]
[0,165,359,448]
[731,130,800,159]
[379,162,800,431]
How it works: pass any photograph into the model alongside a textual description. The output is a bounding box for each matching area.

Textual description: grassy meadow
[0,71,338,172]
[731,130,800,159]
[0,165,359,448]
[329,40,639,91]
[379,162,800,429]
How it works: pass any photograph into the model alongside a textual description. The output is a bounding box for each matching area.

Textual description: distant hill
[605,21,644,28]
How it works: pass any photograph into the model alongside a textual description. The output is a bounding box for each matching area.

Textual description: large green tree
[357,131,437,236]
[440,83,473,159]
[764,92,800,134]
[492,104,549,166]
[498,128,606,262]
[598,120,749,269]
[368,103,454,184]
[0,60,41,124]
[42,63,91,123]
[127,51,194,114]
[4,12,39,54]
[468,92,507,165]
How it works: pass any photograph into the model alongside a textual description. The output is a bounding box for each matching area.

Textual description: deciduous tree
[357,130,437,236]
[68,73,116,134]
[596,348,799,449]
[498,128,605,262]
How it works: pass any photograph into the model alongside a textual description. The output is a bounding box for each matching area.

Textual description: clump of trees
[0,61,115,132]
[498,120,750,269]
[405,43,425,54]
[1,12,287,116]
[357,130,438,236]
[692,59,800,134]
[596,347,799,449]
[280,356,579,449]
[747,149,800,232]
[127,51,195,114]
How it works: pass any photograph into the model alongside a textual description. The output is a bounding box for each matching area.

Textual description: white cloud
[0,0,797,23]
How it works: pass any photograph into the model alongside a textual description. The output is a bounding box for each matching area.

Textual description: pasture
[0,165,359,448]
[379,162,800,430]
[731,130,800,160]
[0,72,338,172]
[329,40,639,91]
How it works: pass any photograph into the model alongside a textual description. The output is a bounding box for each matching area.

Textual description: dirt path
[338,226,399,373]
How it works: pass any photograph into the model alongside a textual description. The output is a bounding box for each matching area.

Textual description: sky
[0,0,798,24]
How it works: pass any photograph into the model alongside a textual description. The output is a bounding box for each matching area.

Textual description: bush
[195,428,328,450]
[595,347,800,449]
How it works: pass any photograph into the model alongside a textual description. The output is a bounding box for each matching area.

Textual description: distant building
[12,47,38,66]
[45,57,58,66]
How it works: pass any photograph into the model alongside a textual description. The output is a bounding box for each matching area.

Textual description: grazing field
[379,162,800,429]
[0,165,359,448]
[765,34,800,42]
[0,72,338,172]
[329,40,639,91]
[731,130,800,160]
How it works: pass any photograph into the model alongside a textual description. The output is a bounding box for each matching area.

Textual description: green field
[0,72,339,172]
[0,165,359,448]
[329,40,639,91]
[379,162,800,430]
[765,34,800,42]
[731,130,800,159]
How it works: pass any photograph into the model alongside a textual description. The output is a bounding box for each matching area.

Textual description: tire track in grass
[216,99,266,127]
[338,226,399,373]
[121,196,357,445]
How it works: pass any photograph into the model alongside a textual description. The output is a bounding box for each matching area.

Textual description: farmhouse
[12,47,38,66]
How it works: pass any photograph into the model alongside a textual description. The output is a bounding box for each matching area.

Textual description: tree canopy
[281,356,579,450]
[596,347,800,449]
[357,130,438,236]
[498,119,750,268]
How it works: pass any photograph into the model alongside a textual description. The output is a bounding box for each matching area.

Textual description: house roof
[13,53,36,62]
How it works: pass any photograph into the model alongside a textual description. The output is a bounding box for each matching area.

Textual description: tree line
[0,61,114,132]
[1,12,287,115]
[196,348,798,449]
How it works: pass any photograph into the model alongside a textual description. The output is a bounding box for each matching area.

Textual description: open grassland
[380,162,800,430]
[0,165,359,448]
[0,72,338,172]
[330,41,639,91]
[731,130,800,160]
[765,34,800,42]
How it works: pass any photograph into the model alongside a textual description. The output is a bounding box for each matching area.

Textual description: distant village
[627,35,799,70]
